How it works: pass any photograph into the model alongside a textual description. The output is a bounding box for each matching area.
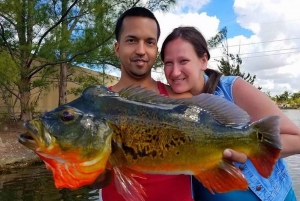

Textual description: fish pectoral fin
[113,166,146,201]
[193,159,248,194]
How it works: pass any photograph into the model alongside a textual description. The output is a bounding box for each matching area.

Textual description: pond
[0,110,299,200]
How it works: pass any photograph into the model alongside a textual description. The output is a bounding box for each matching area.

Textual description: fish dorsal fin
[118,85,185,104]
[82,85,117,98]
[191,93,250,126]
[119,86,250,126]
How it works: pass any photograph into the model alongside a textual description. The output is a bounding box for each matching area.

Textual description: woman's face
[163,38,207,95]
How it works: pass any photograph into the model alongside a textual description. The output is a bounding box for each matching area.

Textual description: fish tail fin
[194,159,248,193]
[249,115,281,178]
[113,166,146,201]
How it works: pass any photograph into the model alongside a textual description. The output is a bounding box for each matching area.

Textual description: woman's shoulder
[219,75,239,85]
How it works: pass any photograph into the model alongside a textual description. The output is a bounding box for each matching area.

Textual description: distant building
[0,66,119,117]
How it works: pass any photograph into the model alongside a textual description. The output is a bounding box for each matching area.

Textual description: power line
[258,18,300,24]
[210,47,300,59]
[210,37,300,49]
[240,47,300,55]
[241,50,300,59]
[209,50,300,61]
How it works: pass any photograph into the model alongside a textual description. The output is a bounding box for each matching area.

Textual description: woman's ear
[200,53,208,70]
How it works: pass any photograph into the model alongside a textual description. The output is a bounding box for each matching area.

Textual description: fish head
[18,87,114,189]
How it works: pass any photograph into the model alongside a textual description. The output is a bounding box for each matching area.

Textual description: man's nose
[136,42,146,55]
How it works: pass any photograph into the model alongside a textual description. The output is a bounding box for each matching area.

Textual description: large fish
[18,85,281,201]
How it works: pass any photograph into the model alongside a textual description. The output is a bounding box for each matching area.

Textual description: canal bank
[0,122,41,172]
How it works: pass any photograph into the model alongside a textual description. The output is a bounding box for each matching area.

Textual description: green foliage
[267,91,300,109]
[209,26,259,87]
[207,27,227,49]
[0,0,177,120]
[217,54,257,85]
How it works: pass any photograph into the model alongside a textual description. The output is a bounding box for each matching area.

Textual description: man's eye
[127,39,135,43]
[148,41,155,45]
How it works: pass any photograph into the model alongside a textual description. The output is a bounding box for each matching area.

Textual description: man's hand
[223,149,247,164]
[89,169,113,189]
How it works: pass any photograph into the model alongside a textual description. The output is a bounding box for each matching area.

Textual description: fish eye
[61,109,75,122]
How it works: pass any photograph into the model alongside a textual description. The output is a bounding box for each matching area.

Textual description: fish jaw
[37,133,112,189]
[36,145,111,189]
[18,120,51,150]
[18,120,113,189]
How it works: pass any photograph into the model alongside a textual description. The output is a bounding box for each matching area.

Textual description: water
[0,165,100,201]
[283,109,300,200]
[0,110,299,201]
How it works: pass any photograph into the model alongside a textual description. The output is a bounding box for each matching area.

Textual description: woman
[160,26,300,201]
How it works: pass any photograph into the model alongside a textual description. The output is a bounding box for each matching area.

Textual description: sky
[109,0,300,96]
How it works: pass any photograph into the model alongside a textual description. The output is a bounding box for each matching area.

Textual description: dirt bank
[0,121,41,172]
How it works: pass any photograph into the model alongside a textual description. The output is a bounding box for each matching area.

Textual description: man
[93,7,247,201]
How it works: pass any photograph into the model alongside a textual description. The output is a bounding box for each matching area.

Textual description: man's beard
[130,69,151,79]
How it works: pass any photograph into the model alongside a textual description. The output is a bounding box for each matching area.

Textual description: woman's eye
[180,60,188,64]
[164,62,172,66]
[61,110,75,121]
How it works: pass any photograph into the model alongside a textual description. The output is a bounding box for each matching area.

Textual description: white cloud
[230,0,300,95]
[112,0,300,96]
[104,65,121,78]
[154,11,220,49]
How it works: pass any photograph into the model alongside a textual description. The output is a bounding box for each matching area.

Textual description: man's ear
[114,42,119,57]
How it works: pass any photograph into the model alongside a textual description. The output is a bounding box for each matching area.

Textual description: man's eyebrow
[125,35,157,41]
[125,35,137,38]
[147,37,157,41]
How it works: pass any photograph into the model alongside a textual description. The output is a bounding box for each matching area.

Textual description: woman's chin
[171,86,189,94]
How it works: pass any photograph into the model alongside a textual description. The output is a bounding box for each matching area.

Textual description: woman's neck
[189,73,206,96]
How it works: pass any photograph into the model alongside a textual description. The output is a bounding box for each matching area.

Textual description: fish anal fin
[113,166,146,201]
[194,159,248,194]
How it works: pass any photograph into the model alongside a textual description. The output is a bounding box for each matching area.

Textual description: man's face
[114,16,158,79]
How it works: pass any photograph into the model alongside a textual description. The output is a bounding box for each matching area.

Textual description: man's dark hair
[115,7,161,41]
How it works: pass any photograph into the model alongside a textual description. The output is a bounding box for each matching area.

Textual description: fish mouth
[18,121,42,150]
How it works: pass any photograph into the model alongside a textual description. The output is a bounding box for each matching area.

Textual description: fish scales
[18,85,282,201]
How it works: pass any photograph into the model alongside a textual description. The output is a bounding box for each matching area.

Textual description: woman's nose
[170,64,181,77]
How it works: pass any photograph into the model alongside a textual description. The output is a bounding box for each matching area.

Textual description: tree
[281,91,290,102]
[217,54,257,85]
[0,0,177,121]
[291,91,300,100]
[208,27,259,87]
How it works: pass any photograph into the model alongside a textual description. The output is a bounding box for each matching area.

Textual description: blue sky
[150,0,300,95]
[200,0,252,38]
[104,0,300,96]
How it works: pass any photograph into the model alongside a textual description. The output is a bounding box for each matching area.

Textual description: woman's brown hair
[160,26,222,94]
